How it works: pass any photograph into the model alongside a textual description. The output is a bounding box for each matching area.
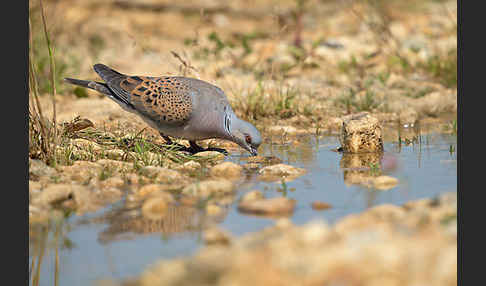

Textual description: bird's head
[229,119,262,156]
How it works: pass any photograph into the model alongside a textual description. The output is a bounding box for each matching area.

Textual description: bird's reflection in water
[96,202,230,244]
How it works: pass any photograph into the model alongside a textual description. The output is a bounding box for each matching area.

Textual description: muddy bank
[112,192,456,286]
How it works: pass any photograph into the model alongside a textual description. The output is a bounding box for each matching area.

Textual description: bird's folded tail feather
[93,63,125,84]
[64,77,135,111]
[64,78,111,95]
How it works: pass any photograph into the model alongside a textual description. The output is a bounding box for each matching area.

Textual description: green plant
[29,0,60,167]
[418,49,457,88]
[369,162,381,176]
[275,87,297,118]
[98,166,114,181]
[335,88,378,113]
[276,179,295,196]
[449,145,455,154]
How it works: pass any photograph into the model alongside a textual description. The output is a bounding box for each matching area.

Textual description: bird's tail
[64,78,112,95]
[93,63,125,84]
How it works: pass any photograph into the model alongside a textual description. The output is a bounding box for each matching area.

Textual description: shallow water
[29,127,457,286]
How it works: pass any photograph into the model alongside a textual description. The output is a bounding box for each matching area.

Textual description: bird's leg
[188,141,229,155]
[160,134,173,145]
[159,132,186,150]
[188,141,205,153]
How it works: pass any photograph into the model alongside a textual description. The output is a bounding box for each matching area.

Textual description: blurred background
[29,0,457,129]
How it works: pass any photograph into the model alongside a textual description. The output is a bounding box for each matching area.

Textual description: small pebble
[203,227,232,245]
[238,197,296,216]
[240,190,264,203]
[311,201,332,210]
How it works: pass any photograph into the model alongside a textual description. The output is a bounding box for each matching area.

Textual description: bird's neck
[221,113,240,141]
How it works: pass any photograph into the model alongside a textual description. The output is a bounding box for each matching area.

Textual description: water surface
[29,126,457,286]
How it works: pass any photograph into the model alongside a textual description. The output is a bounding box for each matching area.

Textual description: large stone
[258,164,306,182]
[339,113,383,153]
[210,162,243,180]
[140,166,188,184]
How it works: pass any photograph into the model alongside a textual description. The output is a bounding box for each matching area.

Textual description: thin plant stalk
[39,0,57,142]
[54,221,62,286]
[32,227,48,286]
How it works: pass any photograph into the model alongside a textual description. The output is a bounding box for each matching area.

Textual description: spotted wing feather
[118,76,194,126]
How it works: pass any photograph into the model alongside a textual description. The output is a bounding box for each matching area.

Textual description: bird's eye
[245,134,252,144]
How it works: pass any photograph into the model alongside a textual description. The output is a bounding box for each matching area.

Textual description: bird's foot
[187,141,229,155]
[159,133,187,151]
[161,142,188,151]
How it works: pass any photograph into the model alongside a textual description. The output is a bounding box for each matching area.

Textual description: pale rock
[61,161,102,181]
[175,160,202,172]
[135,184,176,201]
[182,179,234,198]
[240,190,264,203]
[258,164,306,182]
[193,151,225,161]
[203,226,232,245]
[140,166,187,184]
[311,201,332,210]
[238,197,296,216]
[210,162,243,180]
[29,159,57,180]
[99,176,125,189]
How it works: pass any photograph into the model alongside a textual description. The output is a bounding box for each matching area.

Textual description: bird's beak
[239,142,258,156]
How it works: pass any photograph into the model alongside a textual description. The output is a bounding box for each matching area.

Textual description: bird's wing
[109,75,194,126]
[126,76,194,126]
[94,64,193,126]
